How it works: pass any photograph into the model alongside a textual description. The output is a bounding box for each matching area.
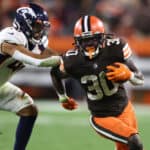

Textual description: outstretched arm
[0,42,60,67]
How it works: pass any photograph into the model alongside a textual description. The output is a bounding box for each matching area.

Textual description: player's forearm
[51,67,68,101]
[1,42,54,59]
[125,59,144,85]
[1,42,60,67]
[12,50,60,67]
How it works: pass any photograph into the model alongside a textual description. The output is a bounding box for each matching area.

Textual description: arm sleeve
[12,50,60,67]
[50,66,69,99]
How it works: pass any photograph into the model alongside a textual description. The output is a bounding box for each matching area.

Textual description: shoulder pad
[0,27,27,46]
[105,37,122,46]
[105,36,132,59]
[122,43,132,59]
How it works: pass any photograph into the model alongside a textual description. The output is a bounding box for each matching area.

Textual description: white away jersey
[0,27,49,86]
[0,27,28,86]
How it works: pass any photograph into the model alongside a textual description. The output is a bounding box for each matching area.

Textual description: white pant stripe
[89,116,128,144]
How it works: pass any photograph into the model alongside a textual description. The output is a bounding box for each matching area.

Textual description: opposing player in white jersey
[0,3,60,150]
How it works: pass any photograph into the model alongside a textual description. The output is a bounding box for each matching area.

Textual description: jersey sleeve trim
[122,43,132,59]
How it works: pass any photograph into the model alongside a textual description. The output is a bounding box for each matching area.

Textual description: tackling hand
[61,98,78,110]
[59,95,78,110]
[106,62,132,82]
[39,56,60,67]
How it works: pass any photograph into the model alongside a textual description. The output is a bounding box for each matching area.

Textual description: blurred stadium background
[0,0,150,149]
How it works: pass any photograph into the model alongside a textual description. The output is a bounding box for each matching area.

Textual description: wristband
[39,56,60,67]
[129,72,144,85]
[129,72,134,80]
[58,93,68,102]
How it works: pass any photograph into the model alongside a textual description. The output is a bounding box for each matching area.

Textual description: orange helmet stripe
[123,44,132,59]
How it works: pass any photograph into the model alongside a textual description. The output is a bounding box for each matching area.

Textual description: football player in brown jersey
[50,15,144,150]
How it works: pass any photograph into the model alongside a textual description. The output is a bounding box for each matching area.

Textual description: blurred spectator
[44,0,66,36]
[1,0,150,38]
[48,0,96,35]
[95,0,135,37]
[133,0,150,36]
[0,0,19,28]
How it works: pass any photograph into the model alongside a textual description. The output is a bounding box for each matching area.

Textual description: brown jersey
[62,37,132,117]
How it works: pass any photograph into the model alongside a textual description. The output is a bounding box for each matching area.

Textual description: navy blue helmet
[13,3,50,44]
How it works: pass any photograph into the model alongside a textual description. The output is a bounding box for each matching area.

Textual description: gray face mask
[32,20,50,40]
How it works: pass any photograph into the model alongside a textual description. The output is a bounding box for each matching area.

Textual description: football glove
[59,95,78,110]
[39,56,60,67]
[106,62,132,82]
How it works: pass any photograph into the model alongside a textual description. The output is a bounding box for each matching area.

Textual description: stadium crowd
[0,0,150,37]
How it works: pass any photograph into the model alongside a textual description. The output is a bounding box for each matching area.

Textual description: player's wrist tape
[39,56,60,67]
[129,72,144,85]
[129,72,134,80]
[12,50,60,67]
[58,93,68,102]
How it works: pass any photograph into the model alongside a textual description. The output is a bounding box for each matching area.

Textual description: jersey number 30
[81,71,119,100]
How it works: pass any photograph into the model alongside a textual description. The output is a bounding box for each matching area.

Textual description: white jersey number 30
[81,71,119,100]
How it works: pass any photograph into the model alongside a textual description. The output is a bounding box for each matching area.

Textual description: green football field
[0,100,150,150]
